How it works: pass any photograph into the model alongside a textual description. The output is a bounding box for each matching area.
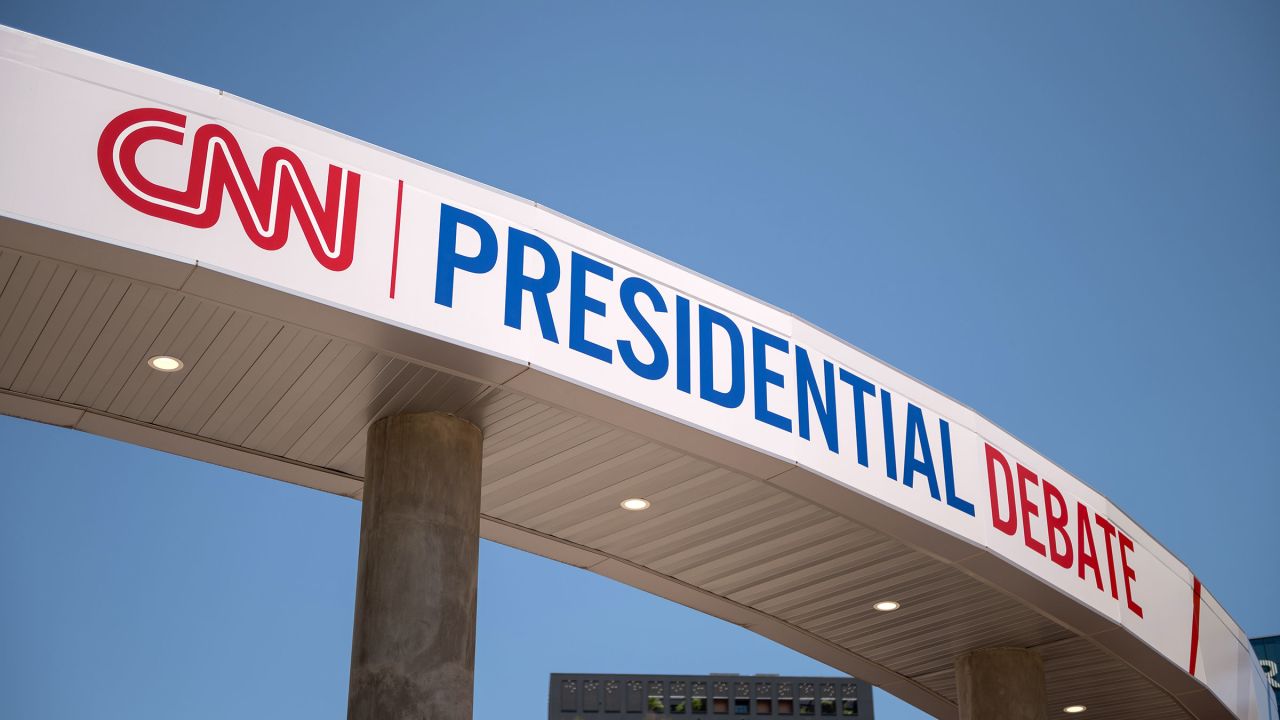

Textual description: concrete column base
[348,412,483,720]
[955,647,1047,720]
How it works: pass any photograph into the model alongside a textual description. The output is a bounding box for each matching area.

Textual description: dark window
[820,698,836,716]
[799,699,816,716]
[756,699,773,715]
[671,698,687,714]
[841,699,857,716]
[627,682,645,713]
[560,680,578,712]
[734,698,750,715]
[713,698,729,714]
[778,698,795,715]
[691,698,707,714]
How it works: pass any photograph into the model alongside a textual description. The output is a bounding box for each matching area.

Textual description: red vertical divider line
[1189,576,1203,676]
[389,179,405,298]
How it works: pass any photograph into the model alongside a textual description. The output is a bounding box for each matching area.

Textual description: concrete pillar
[348,412,484,720]
[954,647,1047,720]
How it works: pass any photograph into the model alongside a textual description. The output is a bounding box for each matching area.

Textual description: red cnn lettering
[97,107,360,272]
[985,444,1017,536]
[1042,479,1072,569]
[1015,463,1046,556]
[1119,531,1143,618]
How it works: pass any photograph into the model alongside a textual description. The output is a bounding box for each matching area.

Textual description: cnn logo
[97,107,361,271]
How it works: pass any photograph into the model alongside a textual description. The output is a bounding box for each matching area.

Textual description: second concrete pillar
[348,412,483,720]
[955,647,1047,720]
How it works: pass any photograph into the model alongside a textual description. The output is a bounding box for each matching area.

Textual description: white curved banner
[0,26,1272,720]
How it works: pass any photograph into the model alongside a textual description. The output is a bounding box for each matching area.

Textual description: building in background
[1254,636,1280,710]
[548,673,874,719]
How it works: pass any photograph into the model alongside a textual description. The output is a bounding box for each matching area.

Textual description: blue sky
[1,2,1278,719]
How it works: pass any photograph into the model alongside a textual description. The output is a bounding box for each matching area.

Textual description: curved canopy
[0,26,1272,720]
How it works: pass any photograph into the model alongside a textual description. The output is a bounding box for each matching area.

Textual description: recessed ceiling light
[620,497,651,511]
[147,355,184,372]
[1063,705,1087,714]
[873,600,901,612]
